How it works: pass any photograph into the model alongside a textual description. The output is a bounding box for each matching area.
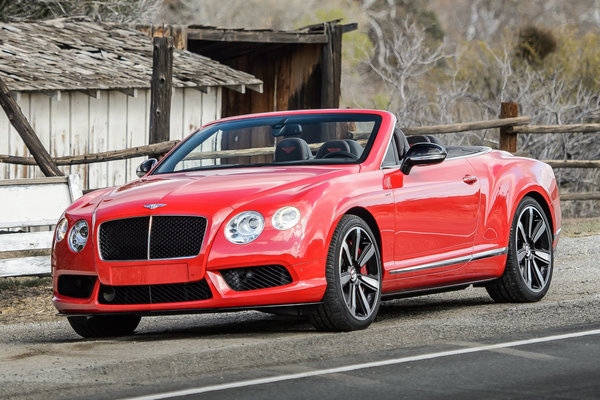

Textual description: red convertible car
[52,109,561,337]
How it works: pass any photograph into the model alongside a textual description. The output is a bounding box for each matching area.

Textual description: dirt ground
[1,217,599,325]
[0,276,55,324]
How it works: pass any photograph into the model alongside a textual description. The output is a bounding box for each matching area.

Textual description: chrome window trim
[97,214,208,262]
[379,116,402,170]
[390,247,508,275]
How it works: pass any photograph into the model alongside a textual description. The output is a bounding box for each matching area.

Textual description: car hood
[92,166,356,221]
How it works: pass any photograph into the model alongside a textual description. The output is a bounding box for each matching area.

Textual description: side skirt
[381,278,496,300]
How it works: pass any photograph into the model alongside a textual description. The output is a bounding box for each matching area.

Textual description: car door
[383,138,481,275]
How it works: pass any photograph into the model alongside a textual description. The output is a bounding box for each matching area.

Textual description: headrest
[344,139,364,157]
[426,135,444,146]
[274,138,313,162]
[395,129,410,158]
[406,135,431,146]
[316,140,350,158]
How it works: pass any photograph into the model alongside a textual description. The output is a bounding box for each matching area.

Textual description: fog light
[102,287,116,303]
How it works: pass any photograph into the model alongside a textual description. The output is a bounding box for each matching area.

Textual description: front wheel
[67,314,141,338]
[311,215,382,331]
[486,197,553,302]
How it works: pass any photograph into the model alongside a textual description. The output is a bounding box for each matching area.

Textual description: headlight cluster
[225,211,264,244]
[272,206,301,230]
[55,218,89,253]
[225,206,301,244]
[55,218,69,242]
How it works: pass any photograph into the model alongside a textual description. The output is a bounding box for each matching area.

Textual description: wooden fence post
[499,102,519,152]
[0,77,63,177]
[149,36,174,160]
[321,23,343,109]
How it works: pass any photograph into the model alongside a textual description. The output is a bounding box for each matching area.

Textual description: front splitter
[56,301,323,317]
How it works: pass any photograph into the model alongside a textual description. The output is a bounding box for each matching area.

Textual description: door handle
[463,175,478,185]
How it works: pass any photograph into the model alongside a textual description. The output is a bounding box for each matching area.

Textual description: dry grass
[0,277,56,324]
[561,217,600,237]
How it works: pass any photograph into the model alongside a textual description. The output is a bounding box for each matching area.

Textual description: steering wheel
[321,151,359,160]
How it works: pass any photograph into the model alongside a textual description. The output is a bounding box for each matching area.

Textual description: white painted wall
[0,87,221,189]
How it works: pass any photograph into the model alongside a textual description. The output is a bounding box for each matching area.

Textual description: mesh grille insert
[98,280,212,305]
[220,265,293,291]
[99,216,206,261]
[99,217,149,261]
[150,216,206,259]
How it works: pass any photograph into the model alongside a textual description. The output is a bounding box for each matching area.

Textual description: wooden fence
[0,102,599,201]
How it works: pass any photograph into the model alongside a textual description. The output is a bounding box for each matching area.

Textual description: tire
[486,197,553,302]
[311,215,382,331]
[67,314,141,338]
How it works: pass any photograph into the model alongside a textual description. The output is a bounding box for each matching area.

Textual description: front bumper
[53,258,326,315]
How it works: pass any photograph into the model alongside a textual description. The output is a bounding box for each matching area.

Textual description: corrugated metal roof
[0,19,263,93]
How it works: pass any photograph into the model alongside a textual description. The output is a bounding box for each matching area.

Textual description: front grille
[98,280,212,305]
[220,265,293,291]
[99,216,207,261]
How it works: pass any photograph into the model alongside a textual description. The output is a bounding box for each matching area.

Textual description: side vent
[57,275,97,299]
[220,265,292,291]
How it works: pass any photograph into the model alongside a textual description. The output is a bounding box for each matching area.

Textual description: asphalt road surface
[1,234,599,400]
[120,329,600,400]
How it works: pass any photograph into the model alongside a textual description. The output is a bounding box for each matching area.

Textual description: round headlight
[225,211,264,244]
[272,206,301,230]
[55,218,68,242]
[68,220,89,252]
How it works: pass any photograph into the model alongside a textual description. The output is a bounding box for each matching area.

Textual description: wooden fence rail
[0,140,180,166]
[512,124,600,134]
[1,109,599,201]
[402,116,531,135]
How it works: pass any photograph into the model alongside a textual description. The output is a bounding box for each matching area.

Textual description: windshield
[153,113,382,174]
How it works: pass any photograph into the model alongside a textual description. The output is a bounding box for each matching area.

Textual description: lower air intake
[98,280,212,305]
[220,265,293,291]
[58,275,97,299]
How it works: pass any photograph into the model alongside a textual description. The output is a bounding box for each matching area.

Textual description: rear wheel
[67,314,141,338]
[486,197,553,302]
[311,215,382,331]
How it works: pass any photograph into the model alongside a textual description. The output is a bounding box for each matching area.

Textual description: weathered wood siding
[0,87,220,189]
[219,44,323,118]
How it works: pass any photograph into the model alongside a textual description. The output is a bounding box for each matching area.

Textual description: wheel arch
[474,153,560,250]
[520,190,554,236]
[344,207,383,255]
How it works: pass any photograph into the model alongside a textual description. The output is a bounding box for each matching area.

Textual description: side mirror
[136,158,157,177]
[400,143,447,175]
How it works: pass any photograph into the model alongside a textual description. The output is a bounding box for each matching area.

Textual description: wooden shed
[0,19,262,189]
[138,21,356,117]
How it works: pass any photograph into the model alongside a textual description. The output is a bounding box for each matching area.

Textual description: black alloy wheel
[486,197,553,302]
[312,215,382,331]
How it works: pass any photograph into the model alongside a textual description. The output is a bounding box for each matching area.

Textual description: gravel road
[0,229,599,400]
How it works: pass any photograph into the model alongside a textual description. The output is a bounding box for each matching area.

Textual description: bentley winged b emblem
[143,203,167,210]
